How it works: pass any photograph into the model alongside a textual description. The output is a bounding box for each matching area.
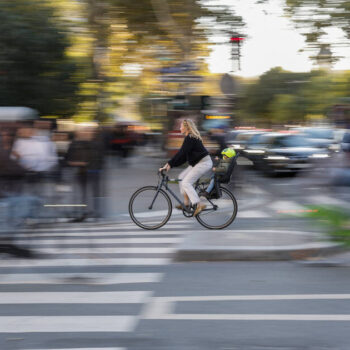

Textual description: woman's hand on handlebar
[159,163,170,173]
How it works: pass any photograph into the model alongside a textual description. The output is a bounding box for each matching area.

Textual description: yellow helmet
[221,148,236,158]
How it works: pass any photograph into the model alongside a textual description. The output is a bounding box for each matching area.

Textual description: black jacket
[66,139,104,170]
[168,135,209,168]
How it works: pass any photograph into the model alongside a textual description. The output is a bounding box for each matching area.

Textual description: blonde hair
[183,119,202,141]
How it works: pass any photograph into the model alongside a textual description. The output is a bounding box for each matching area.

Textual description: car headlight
[244,149,265,154]
[309,153,330,159]
[329,144,340,151]
[265,155,289,161]
[231,144,244,150]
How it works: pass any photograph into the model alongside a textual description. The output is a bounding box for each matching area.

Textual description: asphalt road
[0,155,349,350]
[134,261,350,350]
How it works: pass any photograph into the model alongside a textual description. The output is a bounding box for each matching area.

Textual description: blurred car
[242,132,269,163]
[340,130,350,152]
[295,127,339,152]
[226,130,262,151]
[250,133,331,175]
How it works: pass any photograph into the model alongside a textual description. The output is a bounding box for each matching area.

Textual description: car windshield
[236,133,255,141]
[226,131,242,142]
[272,135,311,148]
[304,128,333,139]
[247,133,264,145]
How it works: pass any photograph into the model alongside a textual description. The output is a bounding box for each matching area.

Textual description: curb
[175,242,344,262]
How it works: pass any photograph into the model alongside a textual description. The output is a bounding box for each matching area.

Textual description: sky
[207,0,350,77]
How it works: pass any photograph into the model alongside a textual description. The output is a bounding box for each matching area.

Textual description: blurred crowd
[0,120,107,230]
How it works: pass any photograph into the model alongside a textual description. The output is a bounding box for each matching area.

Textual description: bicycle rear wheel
[129,186,172,230]
[196,187,237,229]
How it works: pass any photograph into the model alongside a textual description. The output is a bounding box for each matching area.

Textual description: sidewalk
[174,218,344,261]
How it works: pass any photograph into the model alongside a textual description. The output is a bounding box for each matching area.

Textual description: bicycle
[128,169,238,230]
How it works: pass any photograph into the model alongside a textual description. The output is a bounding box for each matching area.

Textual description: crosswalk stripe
[0,291,151,304]
[143,313,350,321]
[237,210,270,218]
[0,273,162,285]
[0,258,171,268]
[11,231,183,238]
[30,247,176,254]
[122,211,181,218]
[27,348,125,350]
[0,315,136,332]
[308,194,349,206]
[13,221,188,233]
[268,200,305,212]
[8,237,182,245]
[0,217,181,340]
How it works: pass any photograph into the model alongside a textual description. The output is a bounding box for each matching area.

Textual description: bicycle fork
[148,179,166,210]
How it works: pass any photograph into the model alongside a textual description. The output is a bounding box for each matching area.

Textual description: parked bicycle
[129,166,238,230]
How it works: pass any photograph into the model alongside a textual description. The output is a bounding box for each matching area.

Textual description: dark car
[252,133,331,175]
[296,127,338,152]
[242,132,269,163]
[226,130,262,152]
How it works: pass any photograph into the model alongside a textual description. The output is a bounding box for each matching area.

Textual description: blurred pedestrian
[159,119,212,216]
[67,127,104,221]
[11,125,58,199]
[208,128,228,156]
[0,130,38,258]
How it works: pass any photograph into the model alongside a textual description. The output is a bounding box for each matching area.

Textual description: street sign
[158,61,198,74]
[159,75,203,83]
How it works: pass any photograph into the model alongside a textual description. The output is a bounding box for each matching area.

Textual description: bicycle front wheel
[196,187,238,229]
[129,186,172,230]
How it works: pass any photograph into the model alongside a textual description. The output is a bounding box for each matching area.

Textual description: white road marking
[125,210,172,218]
[308,195,349,206]
[0,272,162,285]
[29,247,176,254]
[0,291,151,304]
[0,316,136,332]
[0,258,171,268]
[142,294,350,321]
[147,294,350,302]
[237,210,270,218]
[10,221,187,233]
[144,313,350,321]
[27,348,125,350]
[10,237,182,245]
[11,230,184,238]
[268,200,305,212]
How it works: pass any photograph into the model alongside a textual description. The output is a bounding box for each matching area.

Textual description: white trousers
[178,155,213,205]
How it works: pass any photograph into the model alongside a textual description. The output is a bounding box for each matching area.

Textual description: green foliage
[305,205,350,246]
[240,67,313,123]
[238,67,350,124]
[269,94,298,123]
[0,0,81,117]
[284,0,350,65]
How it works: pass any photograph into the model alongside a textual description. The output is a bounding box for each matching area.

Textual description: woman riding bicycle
[159,119,212,216]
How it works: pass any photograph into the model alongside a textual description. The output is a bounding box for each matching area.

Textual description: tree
[269,94,300,124]
[68,0,246,121]
[259,0,350,66]
[0,0,81,117]
[241,67,313,122]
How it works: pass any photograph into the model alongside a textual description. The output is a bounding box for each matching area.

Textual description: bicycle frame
[152,172,192,212]
[152,172,218,214]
